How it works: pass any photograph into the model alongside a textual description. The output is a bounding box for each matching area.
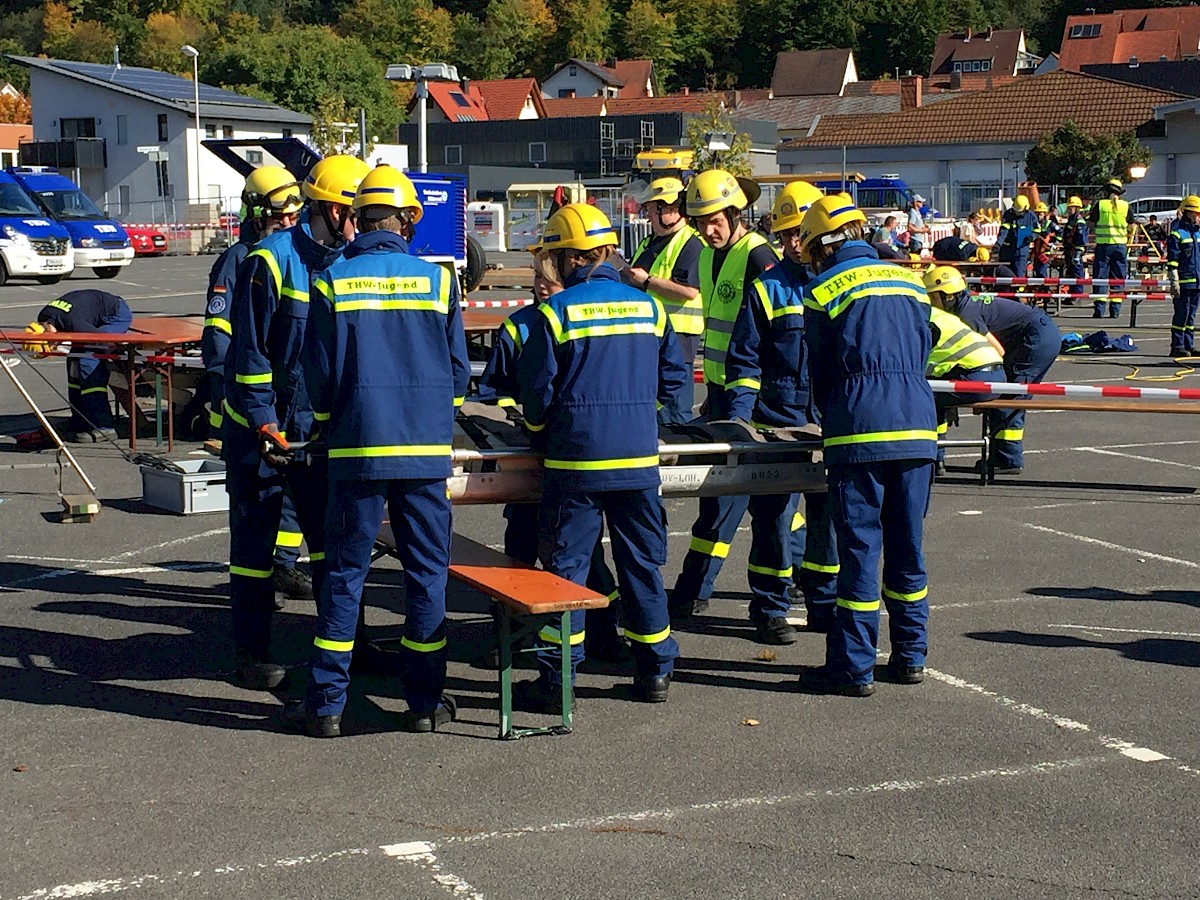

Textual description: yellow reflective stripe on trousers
[883,586,928,603]
[625,625,671,644]
[223,399,249,428]
[204,316,232,334]
[314,636,354,652]
[401,635,448,652]
[309,551,325,562]
[791,511,805,531]
[275,530,303,549]
[537,626,585,646]
[235,372,273,385]
[801,560,840,574]
[747,562,793,578]
[690,537,730,558]
[313,410,331,422]
[726,377,761,390]
[995,428,1024,441]
[543,455,659,471]
[328,444,452,459]
[230,565,272,578]
[824,429,937,448]
[836,597,880,612]
[80,386,109,396]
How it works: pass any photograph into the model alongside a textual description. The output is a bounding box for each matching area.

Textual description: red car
[125,225,168,256]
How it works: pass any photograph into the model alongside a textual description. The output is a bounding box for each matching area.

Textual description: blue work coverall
[1062,213,1089,298]
[35,289,132,432]
[475,302,623,647]
[302,229,469,718]
[722,256,839,630]
[1168,216,1200,355]
[804,241,937,685]
[203,220,303,570]
[954,294,1060,470]
[996,208,1037,277]
[516,263,688,685]
[223,209,337,661]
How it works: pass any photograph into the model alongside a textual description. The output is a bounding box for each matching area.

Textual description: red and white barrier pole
[966,277,1170,288]
[929,379,1200,401]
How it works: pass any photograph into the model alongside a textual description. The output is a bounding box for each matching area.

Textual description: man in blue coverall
[202,165,312,605]
[1167,196,1200,357]
[284,165,469,738]
[996,195,1037,277]
[797,194,938,696]
[222,154,370,691]
[515,202,688,710]
[723,179,839,640]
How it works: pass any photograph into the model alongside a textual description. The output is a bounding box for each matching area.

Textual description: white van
[1128,196,1183,224]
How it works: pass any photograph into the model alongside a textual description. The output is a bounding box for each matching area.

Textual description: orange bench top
[0,316,202,348]
[377,527,609,616]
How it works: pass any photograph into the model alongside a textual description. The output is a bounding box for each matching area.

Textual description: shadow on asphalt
[967,628,1200,668]
[1026,585,1200,609]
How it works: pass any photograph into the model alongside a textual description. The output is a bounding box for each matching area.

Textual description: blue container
[408,173,466,268]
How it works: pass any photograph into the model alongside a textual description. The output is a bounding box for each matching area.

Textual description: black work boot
[233,648,287,690]
[631,673,670,703]
[400,694,458,733]
[273,565,314,601]
[798,666,875,698]
[886,659,926,684]
[754,617,799,645]
[281,700,341,738]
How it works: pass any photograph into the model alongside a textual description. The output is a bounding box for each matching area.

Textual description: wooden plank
[973,399,1200,414]
[475,268,533,289]
[377,526,609,615]
[462,308,512,335]
[0,316,202,348]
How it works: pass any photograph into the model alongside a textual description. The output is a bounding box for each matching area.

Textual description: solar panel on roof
[52,60,273,107]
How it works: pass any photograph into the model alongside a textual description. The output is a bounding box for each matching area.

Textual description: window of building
[118,185,130,218]
[1068,23,1101,38]
[61,117,96,139]
[204,123,216,139]
[282,128,293,138]
[445,145,462,165]
[529,142,546,164]
[246,150,263,165]
[155,159,170,197]
[558,89,576,98]
[222,125,234,139]
[116,115,128,146]
[0,150,15,168]
[157,114,168,141]
[449,91,471,108]
[569,65,577,77]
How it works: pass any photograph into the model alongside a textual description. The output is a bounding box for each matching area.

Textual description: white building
[10,55,311,224]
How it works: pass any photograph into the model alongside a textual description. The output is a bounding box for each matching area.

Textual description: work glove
[1169,270,1180,299]
[23,322,51,359]
[258,422,291,467]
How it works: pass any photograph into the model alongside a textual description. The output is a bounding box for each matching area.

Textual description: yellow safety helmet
[23,321,50,358]
[643,177,685,206]
[923,265,967,297]
[352,165,424,223]
[303,155,372,205]
[541,202,618,252]
[1180,195,1200,215]
[1067,195,1083,209]
[771,180,824,234]
[1014,195,1030,211]
[685,169,761,217]
[1104,178,1125,195]
[1034,201,1049,213]
[796,193,867,257]
[974,246,991,262]
[243,165,303,215]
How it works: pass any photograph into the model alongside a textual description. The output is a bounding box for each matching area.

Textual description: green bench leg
[498,611,514,739]
[559,609,573,732]
[496,609,574,740]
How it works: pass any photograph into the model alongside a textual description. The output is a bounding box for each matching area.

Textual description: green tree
[43,2,120,62]
[133,11,207,75]
[665,0,742,89]
[455,0,555,79]
[856,0,947,78]
[685,97,751,176]
[620,0,680,88]
[337,0,455,66]
[1024,120,1153,187]
[550,0,613,63]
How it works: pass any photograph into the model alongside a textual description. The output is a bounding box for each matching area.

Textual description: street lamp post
[385,62,461,174]
[181,45,200,206]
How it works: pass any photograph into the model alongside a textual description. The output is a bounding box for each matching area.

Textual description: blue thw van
[0,170,73,285]
[7,167,134,279]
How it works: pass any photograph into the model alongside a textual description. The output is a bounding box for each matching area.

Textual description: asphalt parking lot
[2,256,1200,899]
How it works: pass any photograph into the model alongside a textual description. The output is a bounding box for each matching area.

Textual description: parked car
[1129,195,1183,224]
[125,225,168,257]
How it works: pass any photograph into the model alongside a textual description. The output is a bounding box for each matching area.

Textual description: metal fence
[106,194,240,256]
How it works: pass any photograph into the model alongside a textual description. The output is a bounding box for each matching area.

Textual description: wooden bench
[374,527,609,740]
[971,398,1200,483]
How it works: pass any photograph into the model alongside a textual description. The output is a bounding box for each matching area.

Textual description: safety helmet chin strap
[319,201,353,247]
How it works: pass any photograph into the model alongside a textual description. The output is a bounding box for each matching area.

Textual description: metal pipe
[449,440,822,464]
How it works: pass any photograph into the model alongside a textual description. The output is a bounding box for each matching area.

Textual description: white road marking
[957,510,983,516]
[4,561,222,588]
[381,842,485,898]
[925,667,1172,763]
[1050,623,1200,639]
[108,527,228,560]
[1081,446,1200,472]
[945,438,1200,461]
[4,555,118,565]
[1021,523,1200,570]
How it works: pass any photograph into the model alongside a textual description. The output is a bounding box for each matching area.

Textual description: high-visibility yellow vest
[700,231,776,386]
[1094,198,1130,246]
[927,307,1002,377]
[635,226,704,336]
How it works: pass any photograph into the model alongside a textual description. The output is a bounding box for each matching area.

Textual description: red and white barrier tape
[981,291,1169,300]
[462,298,533,309]
[967,277,1170,287]
[929,379,1200,401]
